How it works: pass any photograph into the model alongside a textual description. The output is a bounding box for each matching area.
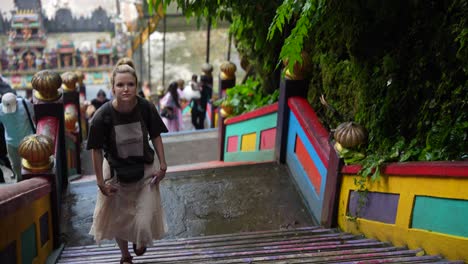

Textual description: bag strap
[22,99,36,133]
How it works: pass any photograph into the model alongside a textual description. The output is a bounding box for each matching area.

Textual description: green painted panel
[21,223,37,264]
[225,113,277,138]
[224,150,275,162]
[412,196,468,237]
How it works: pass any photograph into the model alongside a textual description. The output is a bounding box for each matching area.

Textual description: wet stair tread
[57,226,463,264]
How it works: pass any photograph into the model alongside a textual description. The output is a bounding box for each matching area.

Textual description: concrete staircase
[57,226,462,264]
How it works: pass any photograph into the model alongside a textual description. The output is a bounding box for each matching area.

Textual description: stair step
[57,226,462,264]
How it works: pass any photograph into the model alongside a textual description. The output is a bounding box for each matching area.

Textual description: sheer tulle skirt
[89,159,166,249]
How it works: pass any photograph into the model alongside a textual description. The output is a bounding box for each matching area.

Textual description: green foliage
[149,0,467,173]
[268,0,325,73]
[214,78,280,117]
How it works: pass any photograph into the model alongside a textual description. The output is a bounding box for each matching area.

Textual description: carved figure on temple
[8,30,17,42]
[101,55,109,66]
[8,53,16,71]
[81,53,89,68]
[18,58,25,71]
[63,55,71,68]
[44,53,51,69]
[35,54,43,70]
[25,52,34,69]
[38,29,46,41]
[22,28,32,41]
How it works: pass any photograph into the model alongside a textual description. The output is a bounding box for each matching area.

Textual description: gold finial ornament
[201,63,213,77]
[283,52,310,80]
[61,71,78,92]
[18,134,55,172]
[220,61,237,80]
[31,70,62,101]
[334,121,368,149]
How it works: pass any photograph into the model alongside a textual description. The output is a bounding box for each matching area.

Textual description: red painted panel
[342,161,468,178]
[37,116,59,146]
[288,97,330,167]
[295,136,321,195]
[260,128,276,150]
[225,103,278,125]
[227,136,238,153]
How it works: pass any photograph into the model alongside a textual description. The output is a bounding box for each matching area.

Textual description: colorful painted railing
[0,177,54,264]
[223,103,278,162]
[338,162,468,262]
[285,97,340,226]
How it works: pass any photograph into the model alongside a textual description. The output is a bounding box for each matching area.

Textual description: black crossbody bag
[22,99,36,133]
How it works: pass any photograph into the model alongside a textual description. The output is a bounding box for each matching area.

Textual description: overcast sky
[0,0,117,18]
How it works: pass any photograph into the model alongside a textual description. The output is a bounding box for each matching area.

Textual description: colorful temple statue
[6,10,47,71]
[57,40,76,68]
[0,3,123,95]
[96,39,112,66]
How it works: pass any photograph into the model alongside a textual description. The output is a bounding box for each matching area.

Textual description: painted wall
[0,177,54,264]
[285,97,336,224]
[224,103,278,162]
[338,163,468,262]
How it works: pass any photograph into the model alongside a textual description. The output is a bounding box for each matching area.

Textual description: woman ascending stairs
[87,58,169,264]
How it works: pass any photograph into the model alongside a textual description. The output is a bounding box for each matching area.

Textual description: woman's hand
[150,168,166,186]
[97,182,118,196]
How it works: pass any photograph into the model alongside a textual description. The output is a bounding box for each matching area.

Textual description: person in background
[191,75,212,130]
[142,81,152,100]
[0,93,35,181]
[86,89,109,119]
[160,82,183,132]
[87,58,168,264]
[176,79,188,109]
[0,77,15,182]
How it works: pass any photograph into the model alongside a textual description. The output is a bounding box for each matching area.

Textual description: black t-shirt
[86,97,168,167]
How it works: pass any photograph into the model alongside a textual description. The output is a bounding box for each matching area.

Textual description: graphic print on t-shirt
[114,122,143,158]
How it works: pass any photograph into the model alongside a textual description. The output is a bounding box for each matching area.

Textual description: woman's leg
[116,237,132,261]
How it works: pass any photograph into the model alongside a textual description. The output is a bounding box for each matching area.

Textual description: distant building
[44,6,114,33]
[0,1,114,34]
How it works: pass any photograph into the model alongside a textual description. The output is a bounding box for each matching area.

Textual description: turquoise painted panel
[412,196,468,237]
[21,223,37,264]
[224,150,275,163]
[225,113,277,139]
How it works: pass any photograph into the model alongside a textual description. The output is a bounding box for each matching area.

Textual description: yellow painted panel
[338,174,468,262]
[241,133,257,152]
[0,194,52,264]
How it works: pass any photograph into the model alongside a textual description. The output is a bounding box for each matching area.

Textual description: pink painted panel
[227,136,239,152]
[260,128,276,150]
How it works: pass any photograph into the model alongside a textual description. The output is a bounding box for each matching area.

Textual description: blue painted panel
[412,196,468,237]
[285,111,329,222]
[287,113,327,196]
[287,152,321,223]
